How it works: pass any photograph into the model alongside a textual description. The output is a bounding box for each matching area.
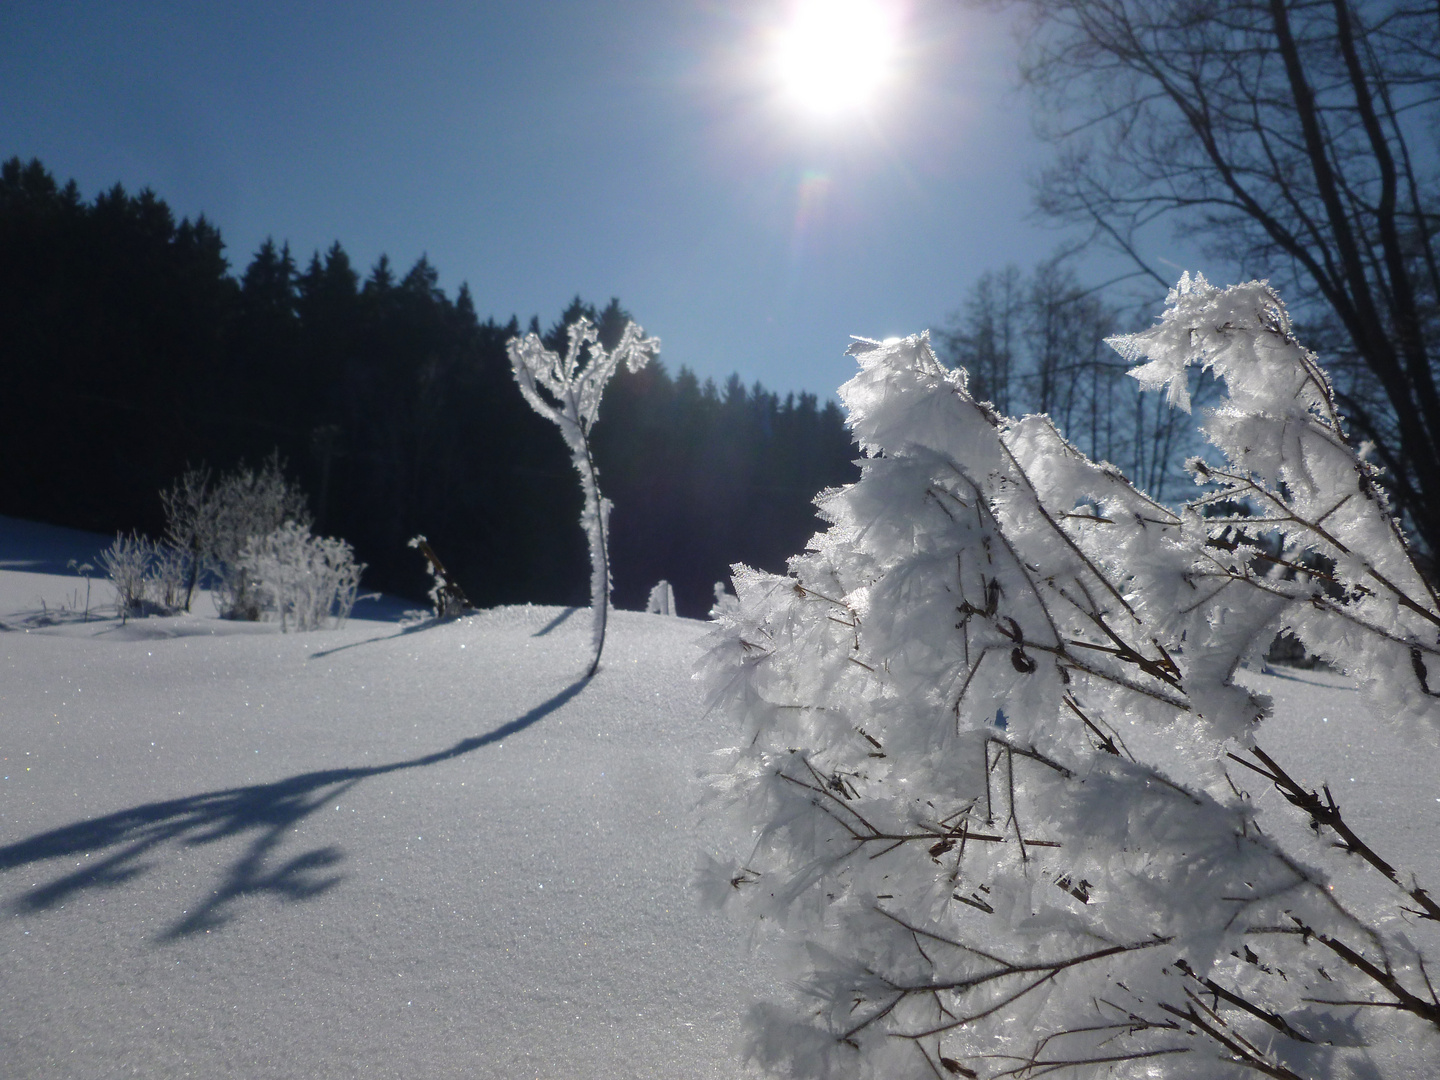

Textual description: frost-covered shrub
[237,521,364,632]
[148,541,190,612]
[508,317,659,677]
[161,456,311,618]
[702,276,1440,1079]
[159,464,212,610]
[99,532,191,619]
[105,458,348,629]
[101,531,158,615]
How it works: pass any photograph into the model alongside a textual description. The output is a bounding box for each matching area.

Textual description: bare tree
[941,258,1204,499]
[1014,0,1440,555]
[939,265,1025,415]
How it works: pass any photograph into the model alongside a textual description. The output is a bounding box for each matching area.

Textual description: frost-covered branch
[1228,745,1440,924]
[702,277,1440,1078]
[507,317,658,677]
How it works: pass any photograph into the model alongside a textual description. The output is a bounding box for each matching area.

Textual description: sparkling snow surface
[3,516,1439,1077]
[0,517,775,1079]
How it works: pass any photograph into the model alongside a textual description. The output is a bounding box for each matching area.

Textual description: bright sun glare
[772,0,901,120]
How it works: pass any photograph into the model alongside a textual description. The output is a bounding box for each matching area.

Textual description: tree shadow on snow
[1257,661,1358,691]
[531,606,578,637]
[305,617,450,659]
[0,676,590,941]
[307,606,581,660]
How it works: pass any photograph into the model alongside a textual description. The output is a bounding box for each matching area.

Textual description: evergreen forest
[0,158,858,617]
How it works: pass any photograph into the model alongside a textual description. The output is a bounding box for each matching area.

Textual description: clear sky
[1,1,1088,399]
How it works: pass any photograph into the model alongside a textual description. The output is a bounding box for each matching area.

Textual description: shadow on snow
[305,606,582,661]
[0,676,589,941]
[531,606,579,637]
[305,616,453,659]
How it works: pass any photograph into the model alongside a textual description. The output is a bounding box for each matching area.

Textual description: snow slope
[3,515,1439,1078]
[0,517,775,1080]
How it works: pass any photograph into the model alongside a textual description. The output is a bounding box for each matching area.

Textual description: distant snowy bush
[148,541,190,612]
[158,464,212,610]
[237,521,364,632]
[508,316,659,677]
[161,456,311,619]
[106,455,359,631]
[701,276,1440,1079]
[100,531,172,617]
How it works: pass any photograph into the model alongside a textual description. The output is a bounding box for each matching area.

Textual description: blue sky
[2,1,1096,398]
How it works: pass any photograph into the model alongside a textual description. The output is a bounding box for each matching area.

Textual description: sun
[770,0,901,120]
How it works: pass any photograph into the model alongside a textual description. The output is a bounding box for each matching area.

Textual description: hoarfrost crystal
[701,281,1440,1079]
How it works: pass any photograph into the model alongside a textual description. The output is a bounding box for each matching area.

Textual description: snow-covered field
[3,514,1439,1078]
[0,516,775,1079]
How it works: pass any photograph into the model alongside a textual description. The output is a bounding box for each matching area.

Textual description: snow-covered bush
[102,459,353,630]
[646,579,676,616]
[237,521,364,632]
[101,531,164,616]
[701,276,1440,1078]
[159,463,212,610]
[161,456,311,619]
[508,316,659,677]
[148,541,190,612]
[99,532,193,619]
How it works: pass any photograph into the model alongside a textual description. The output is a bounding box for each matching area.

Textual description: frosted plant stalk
[508,317,659,678]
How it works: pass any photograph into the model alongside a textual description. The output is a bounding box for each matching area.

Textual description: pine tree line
[0,158,856,616]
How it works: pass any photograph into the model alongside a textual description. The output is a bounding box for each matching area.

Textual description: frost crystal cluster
[508,317,659,677]
[701,277,1440,1079]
